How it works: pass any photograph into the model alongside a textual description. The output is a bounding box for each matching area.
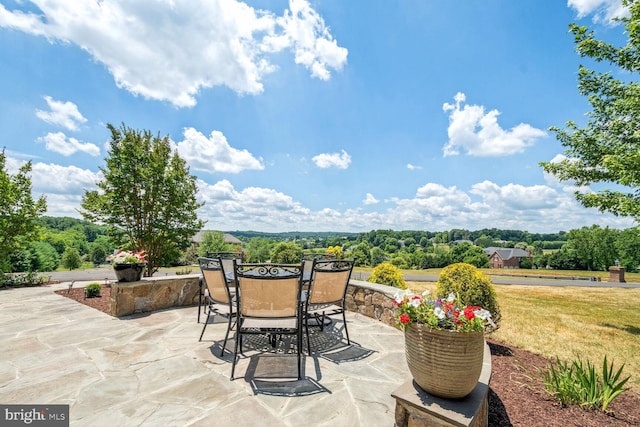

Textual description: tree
[0,149,47,272]
[61,247,82,270]
[81,124,204,276]
[197,231,232,256]
[245,237,274,262]
[541,1,640,220]
[270,242,302,263]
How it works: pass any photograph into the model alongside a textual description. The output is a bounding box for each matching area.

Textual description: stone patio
[0,282,410,426]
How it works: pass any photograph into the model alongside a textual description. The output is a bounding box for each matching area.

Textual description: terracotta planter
[113,263,146,282]
[404,323,484,399]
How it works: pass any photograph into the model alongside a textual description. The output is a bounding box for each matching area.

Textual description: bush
[85,282,102,298]
[541,355,630,411]
[270,242,302,263]
[368,262,407,289]
[61,247,82,270]
[436,262,501,325]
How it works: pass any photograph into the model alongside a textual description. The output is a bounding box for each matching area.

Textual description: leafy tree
[541,1,640,220]
[370,247,386,266]
[348,242,371,266]
[474,235,495,248]
[0,149,47,272]
[245,237,274,262]
[61,247,82,270]
[615,227,640,272]
[29,241,60,272]
[198,231,231,256]
[81,124,204,276]
[270,241,302,263]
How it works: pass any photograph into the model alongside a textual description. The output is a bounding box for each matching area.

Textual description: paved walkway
[0,282,409,426]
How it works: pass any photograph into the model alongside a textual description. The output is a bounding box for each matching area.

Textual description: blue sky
[0,0,636,233]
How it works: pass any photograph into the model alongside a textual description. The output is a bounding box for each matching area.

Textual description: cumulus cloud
[0,0,348,107]
[35,96,87,131]
[363,193,378,205]
[442,92,546,157]
[30,162,101,193]
[312,149,351,169]
[36,132,101,157]
[568,0,629,22]
[175,128,264,174]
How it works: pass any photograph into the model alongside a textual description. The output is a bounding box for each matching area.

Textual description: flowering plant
[108,250,146,265]
[394,290,495,333]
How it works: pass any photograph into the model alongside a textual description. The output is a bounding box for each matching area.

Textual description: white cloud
[36,132,101,157]
[568,0,629,22]
[35,96,87,131]
[312,149,351,169]
[407,163,422,170]
[0,0,347,107]
[363,193,378,205]
[175,128,264,174]
[442,92,547,157]
[30,162,101,193]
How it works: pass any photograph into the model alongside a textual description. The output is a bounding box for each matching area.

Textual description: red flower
[463,306,479,320]
[399,313,411,324]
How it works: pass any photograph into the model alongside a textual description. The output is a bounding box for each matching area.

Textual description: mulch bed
[54,285,640,426]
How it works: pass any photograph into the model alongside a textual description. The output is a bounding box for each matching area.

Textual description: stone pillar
[608,266,626,283]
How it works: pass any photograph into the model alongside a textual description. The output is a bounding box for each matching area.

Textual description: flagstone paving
[0,282,410,426]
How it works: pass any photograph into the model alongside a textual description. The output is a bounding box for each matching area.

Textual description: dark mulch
[54,286,640,426]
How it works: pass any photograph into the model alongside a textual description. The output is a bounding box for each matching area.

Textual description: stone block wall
[344,279,399,328]
[110,274,200,317]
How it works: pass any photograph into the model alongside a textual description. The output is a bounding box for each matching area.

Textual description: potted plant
[108,250,147,282]
[394,290,495,399]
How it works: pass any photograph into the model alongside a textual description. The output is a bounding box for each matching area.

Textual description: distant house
[191,231,242,248]
[483,247,531,269]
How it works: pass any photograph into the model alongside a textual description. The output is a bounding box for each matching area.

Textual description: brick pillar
[608,266,626,283]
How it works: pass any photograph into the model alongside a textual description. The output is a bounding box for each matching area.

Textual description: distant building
[191,231,242,248]
[483,247,531,269]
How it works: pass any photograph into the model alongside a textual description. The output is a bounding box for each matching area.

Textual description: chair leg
[199,310,212,341]
[305,315,311,354]
[297,328,302,380]
[220,315,233,357]
[231,329,240,380]
[342,310,350,344]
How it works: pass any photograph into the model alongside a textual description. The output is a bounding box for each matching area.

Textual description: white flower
[394,291,410,305]
[446,292,455,303]
[409,298,421,308]
[434,306,446,319]
[473,308,492,321]
[421,290,431,297]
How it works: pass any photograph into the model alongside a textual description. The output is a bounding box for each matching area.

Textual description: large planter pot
[113,263,146,282]
[404,323,484,399]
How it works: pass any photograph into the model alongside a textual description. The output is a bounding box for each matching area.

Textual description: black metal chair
[303,259,354,353]
[230,261,304,381]
[198,257,236,356]
[198,251,244,323]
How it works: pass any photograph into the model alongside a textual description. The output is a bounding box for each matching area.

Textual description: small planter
[113,263,146,282]
[405,323,484,399]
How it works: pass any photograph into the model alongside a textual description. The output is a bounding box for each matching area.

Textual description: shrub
[85,282,102,298]
[436,262,501,324]
[541,355,630,411]
[61,247,82,270]
[368,262,406,289]
[270,242,302,264]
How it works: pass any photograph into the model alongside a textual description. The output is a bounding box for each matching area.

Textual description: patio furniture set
[197,252,354,381]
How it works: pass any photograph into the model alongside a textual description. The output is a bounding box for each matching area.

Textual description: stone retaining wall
[110,274,200,317]
[344,279,398,328]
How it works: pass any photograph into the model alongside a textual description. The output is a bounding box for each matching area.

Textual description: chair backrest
[234,262,303,319]
[308,259,354,305]
[207,251,244,276]
[302,253,336,276]
[198,257,232,304]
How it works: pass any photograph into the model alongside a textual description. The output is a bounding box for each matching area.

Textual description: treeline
[9,217,640,274]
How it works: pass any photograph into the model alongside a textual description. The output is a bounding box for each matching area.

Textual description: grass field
[407,281,640,391]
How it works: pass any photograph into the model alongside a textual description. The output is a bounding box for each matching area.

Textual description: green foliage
[0,271,49,288]
[270,242,302,263]
[80,123,204,276]
[541,2,640,221]
[61,247,82,270]
[84,282,102,298]
[448,242,489,268]
[28,241,60,272]
[436,263,500,324]
[368,262,406,289]
[541,355,630,412]
[198,231,232,256]
[244,237,274,262]
[91,246,106,265]
[370,247,386,266]
[0,149,47,272]
[347,242,370,266]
